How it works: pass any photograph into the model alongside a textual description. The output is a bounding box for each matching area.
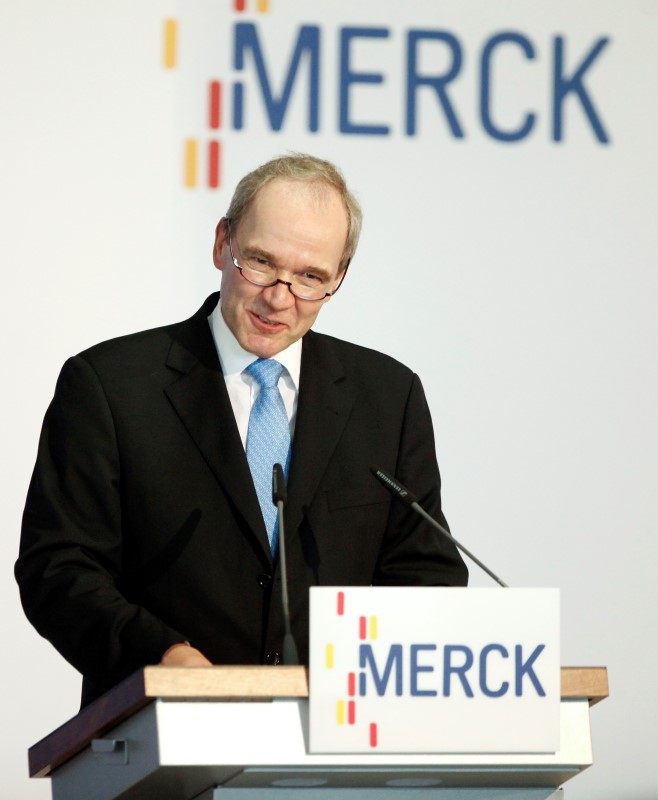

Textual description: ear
[213,217,228,271]
[324,267,347,302]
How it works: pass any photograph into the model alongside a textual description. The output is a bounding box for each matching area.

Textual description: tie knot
[246,358,285,389]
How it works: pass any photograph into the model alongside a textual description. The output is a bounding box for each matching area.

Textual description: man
[16,154,467,707]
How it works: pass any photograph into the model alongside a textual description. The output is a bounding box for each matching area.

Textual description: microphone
[370,465,509,588]
[272,461,287,504]
[272,463,299,664]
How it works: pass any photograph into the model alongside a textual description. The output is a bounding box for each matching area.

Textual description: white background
[1,2,656,798]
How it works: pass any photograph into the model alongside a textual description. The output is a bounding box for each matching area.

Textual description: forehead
[237,178,348,267]
[243,178,346,229]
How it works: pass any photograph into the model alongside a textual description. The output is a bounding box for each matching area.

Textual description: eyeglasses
[225,219,348,301]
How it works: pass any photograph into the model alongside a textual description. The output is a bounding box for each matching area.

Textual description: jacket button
[257,573,272,589]
[265,650,281,665]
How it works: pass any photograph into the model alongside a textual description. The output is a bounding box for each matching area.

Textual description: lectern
[29,665,607,800]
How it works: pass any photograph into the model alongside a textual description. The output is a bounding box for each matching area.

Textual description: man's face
[213,178,348,358]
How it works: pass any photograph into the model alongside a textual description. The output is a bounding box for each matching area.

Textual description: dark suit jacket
[16,294,467,706]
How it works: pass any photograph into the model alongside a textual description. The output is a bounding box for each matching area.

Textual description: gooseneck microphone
[370,465,509,588]
[272,463,299,664]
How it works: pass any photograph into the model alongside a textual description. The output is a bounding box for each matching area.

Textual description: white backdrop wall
[2,2,657,798]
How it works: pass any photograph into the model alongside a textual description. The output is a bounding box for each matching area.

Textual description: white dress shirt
[208,302,302,450]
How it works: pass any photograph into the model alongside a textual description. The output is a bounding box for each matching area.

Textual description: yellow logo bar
[336,699,345,725]
[163,19,177,69]
[370,615,378,640]
[184,139,197,188]
[325,643,334,669]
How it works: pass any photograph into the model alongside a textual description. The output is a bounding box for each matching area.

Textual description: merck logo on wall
[162,1,611,189]
[309,587,560,754]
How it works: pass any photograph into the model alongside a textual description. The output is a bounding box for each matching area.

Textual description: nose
[262,278,295,307]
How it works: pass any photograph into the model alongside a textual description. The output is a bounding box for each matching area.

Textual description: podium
[29,665,607,800]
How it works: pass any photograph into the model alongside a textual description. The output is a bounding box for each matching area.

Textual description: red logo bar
[209,81,221,129]
[208,141,220,188]
[369,722,378,747]
[337,591,345,616]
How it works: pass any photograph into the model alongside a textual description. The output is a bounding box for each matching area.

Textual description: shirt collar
[208,299,302,390]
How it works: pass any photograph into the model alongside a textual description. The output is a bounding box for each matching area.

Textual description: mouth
[249,310,285,331]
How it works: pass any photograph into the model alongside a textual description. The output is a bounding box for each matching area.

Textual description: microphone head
[272,463,287,505]
[370,465,418,506]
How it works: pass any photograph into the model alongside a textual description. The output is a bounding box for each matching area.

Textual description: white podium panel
[49,696,591,800]
[204,790,565,800]
[28,666,607,800]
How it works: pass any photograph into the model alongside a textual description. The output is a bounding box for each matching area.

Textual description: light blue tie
[245,359,291,554]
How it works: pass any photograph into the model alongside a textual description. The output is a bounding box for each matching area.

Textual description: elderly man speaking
[16,153,467,707]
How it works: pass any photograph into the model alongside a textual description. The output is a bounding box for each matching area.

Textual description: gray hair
[226,153,362,271]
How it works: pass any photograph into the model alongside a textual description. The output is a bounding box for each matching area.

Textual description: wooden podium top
[29,665,608,779]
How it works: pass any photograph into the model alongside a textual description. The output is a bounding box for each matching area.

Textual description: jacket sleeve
[15,356,187,691]
[373,372,469,587]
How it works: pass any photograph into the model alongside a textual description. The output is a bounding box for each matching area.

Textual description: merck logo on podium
[309,587,560,754]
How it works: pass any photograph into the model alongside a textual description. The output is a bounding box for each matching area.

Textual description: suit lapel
[160,300,353,554]
[286,331,354,534]
[163,295,271,559]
